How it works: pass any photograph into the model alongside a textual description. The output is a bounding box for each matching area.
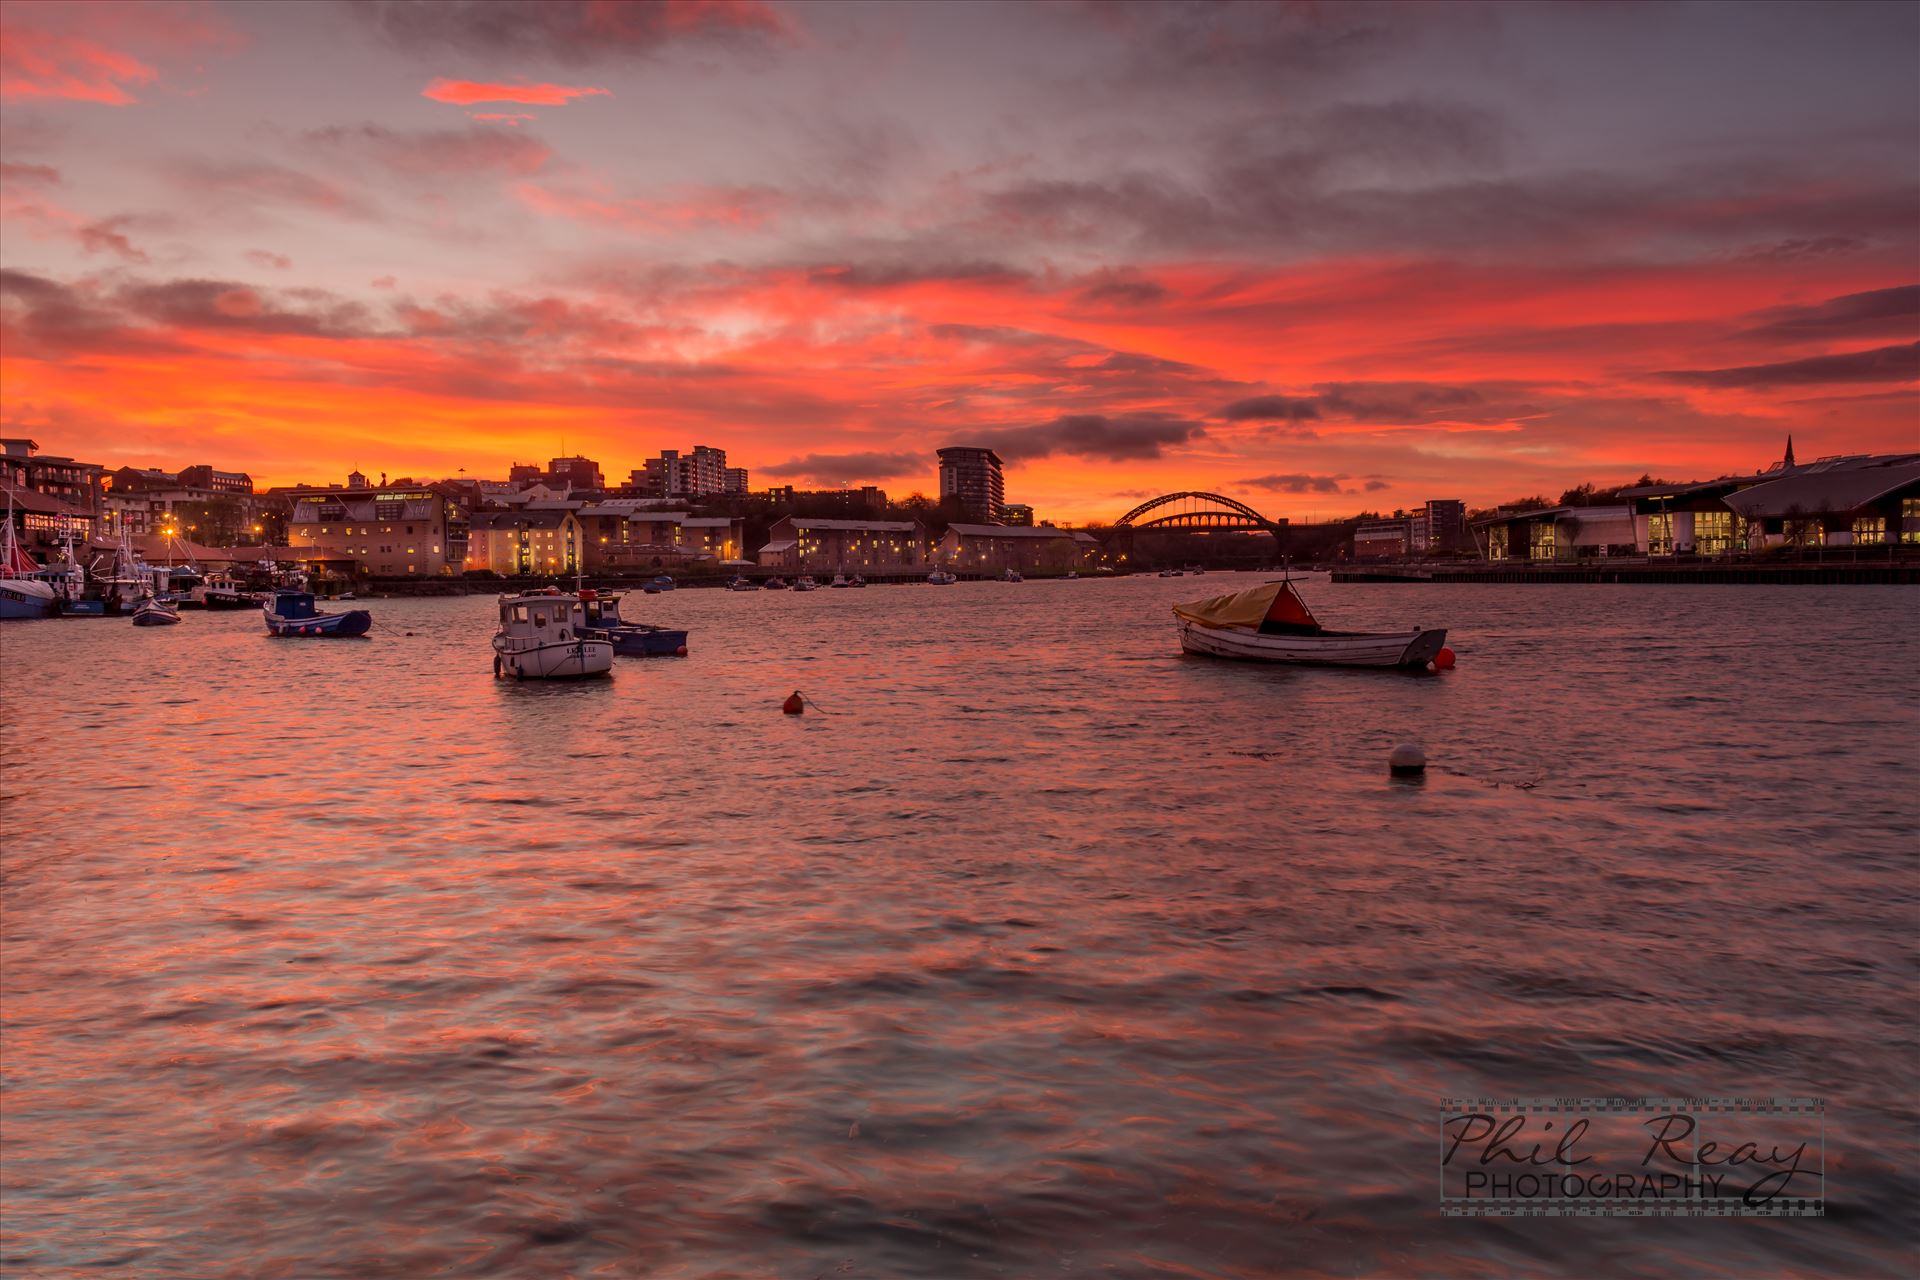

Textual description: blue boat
[642,574,675,594]
[263,589,372,637]
[579,589,688,656]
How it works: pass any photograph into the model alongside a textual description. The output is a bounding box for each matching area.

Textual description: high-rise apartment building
[937,446,1005,523]
[637,445,731,497]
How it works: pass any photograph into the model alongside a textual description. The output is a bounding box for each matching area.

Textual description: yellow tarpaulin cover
[1171,581,1319,630]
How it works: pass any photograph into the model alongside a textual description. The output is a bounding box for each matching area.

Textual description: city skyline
[3,1,1917,524]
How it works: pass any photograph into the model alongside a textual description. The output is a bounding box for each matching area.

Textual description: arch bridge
[1113,491,1282,534]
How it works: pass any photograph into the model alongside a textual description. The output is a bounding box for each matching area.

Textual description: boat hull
[132,603,180,626]
[265,608,372,637]
[597,626,688,657]
[493,638,614,679]
[1178,620,1447,668]
[0,582,58,620]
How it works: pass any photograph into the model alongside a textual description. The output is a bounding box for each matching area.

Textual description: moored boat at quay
[927,569,957,585]
[492,590,612,679]
[189,572,257,609]
[726,576,760,591]
[1173,579,1447,669]
[263,589,372,637]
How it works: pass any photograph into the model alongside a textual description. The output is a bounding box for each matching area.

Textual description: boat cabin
[498,591,585,640]
[267,590,321,619]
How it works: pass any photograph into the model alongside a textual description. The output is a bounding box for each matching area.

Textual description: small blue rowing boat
[579,589,688,656]
[263,589,371,637]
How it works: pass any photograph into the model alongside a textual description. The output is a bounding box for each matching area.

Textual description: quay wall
[1332,562,1919,585]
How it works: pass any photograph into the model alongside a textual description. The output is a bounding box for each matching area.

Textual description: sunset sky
[2,0,1916,522]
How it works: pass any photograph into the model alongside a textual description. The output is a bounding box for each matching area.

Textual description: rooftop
[946,523,1076,538]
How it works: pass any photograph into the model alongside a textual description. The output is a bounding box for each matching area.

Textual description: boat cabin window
[511,604,530,623]
[533,609,548,627]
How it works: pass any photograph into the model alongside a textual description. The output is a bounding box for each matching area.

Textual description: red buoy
[675,644,688,657]
[1433,647,1457,670]
[782,691,804,715]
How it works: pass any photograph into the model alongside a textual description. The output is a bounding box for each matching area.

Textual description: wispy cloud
[421,78,609,106]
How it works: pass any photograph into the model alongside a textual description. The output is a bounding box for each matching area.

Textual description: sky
[1,0,1916,522]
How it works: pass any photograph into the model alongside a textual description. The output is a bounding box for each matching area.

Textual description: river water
[2,575,1915,1279]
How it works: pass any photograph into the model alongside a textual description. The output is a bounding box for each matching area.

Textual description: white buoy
[1389,743,1427,776]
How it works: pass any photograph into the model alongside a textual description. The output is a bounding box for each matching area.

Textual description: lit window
[1852,516,1885,545]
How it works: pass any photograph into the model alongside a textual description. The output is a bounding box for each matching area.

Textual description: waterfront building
[287,482,469,575]
[757,516,927,573]
[1002,503,1035,527]
[1722,454,1920,549]
[937,447,1005,522]
[547,455,604,491]
[176,465,253,496]
[575,502,743,570]
[938,523,1084,574]
[2,439,105,517]
[466,509,583,575]
[1353,518,1411,559]
[756,486,889,518]
[103,465,260,543]
[1475,505,1638,561]
[2,485,92,551]
[1423,500,1466,552]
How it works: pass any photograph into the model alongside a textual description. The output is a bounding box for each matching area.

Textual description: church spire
[1783,434,1796,468]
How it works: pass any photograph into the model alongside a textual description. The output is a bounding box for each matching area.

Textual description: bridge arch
[1114,491,1280,532]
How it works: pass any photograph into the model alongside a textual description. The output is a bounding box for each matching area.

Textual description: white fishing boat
[1000,569,1024,583]
[927,569,957,585]
[1173,579,1447,669]
[792,575,819,592]
[492,590,612,680]
[726,576,760,591]
[829,574,852,588]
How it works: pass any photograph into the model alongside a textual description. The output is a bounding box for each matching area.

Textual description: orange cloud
[421,79,609,106]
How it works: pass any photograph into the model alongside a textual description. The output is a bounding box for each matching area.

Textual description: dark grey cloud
[1239,473,1350,495]
[970,412,1206,462]
[1219,382,1542,427]
[762,451,921,481]
[1660,342,1920,388]
[1072,273,1169,309]
[0,270,188,358]
[1737,285,1920,342]
[808,261,1029,290]
[349,0,790,64]
[119,278,378,338]
[1219,395,1321,423]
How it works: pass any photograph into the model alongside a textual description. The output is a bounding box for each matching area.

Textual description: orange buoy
[1433,647,1457,670]
[783,691,804,715]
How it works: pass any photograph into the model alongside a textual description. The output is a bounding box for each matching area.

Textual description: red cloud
[0,26,157,104]
[421,79,609,106]
[0,2,243,104]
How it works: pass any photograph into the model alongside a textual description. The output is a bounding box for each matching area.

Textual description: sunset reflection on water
[2,577,1915,1278]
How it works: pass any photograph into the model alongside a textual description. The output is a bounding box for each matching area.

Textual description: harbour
[2,576,1915,1278]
